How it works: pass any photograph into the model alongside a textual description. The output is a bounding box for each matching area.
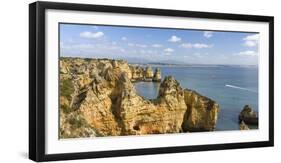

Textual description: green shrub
[61,104,73,114]
[60,79,75,101]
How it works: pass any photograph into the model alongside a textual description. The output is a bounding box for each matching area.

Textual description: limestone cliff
[182,89,219,131]
[153,68,161,82]
[59,57,219,138]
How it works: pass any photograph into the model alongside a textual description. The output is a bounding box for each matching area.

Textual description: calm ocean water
[134,66,258,131]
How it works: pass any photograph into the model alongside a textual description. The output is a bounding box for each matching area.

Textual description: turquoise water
[134,66,258,131]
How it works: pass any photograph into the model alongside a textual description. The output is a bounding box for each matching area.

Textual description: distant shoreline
[60,56,258,68]
[129,63,258,68]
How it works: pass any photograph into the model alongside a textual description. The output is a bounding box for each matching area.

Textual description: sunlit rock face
[182,89,219,132]
[153,68,162,82]
[59,57,219,138]
[130,66,161,82]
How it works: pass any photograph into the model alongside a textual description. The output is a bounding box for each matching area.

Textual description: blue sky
[60,23,259,65]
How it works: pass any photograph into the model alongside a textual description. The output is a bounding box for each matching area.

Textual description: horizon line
[60,56,258,67]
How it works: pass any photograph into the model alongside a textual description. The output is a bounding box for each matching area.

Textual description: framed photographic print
[29,1,274,162]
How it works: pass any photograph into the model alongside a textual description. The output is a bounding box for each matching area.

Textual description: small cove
[134,81,160,99]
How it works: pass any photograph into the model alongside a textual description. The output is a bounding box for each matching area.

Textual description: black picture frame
[29,1,274,162]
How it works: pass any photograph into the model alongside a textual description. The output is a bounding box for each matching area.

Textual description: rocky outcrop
[239,105,258,125]
[182,89,219,131]
[144,67,154,81]
[59,57,219,138]
[130,66,161,82]
[239,121,249,130]
[121,76,188,135]
[130,66,144,82]
[60,109,98,138]
[153,68,161,82]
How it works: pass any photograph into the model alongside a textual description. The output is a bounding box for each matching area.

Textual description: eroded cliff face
[59,58,219,138]
[117,75,188,135]
[182,89,219,131]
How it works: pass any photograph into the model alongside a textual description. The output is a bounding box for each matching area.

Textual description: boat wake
[225,84,257,93]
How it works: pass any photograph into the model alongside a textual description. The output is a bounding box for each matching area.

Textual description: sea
[133,65,259,131]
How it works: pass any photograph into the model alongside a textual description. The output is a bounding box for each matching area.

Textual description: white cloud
[204,31,213,38]
[244,41,256,47]
[193,43,213,48]
[137,49,158,55]
[121,37,127,41]
[243,34,259,47]
[151,44,163,48]
[128,43,134,47]
[180,43,213,49]
[180,43,193,48]
[244,34,259,41]
[61,41,127,57]
[120,48,125,53]
[164,48,174,53]
[62,43,97,53]
[128,43,147,48]
[80,31,104,39]
[168,35,181,42]
[235,50,258,56]
[135,44,147,48]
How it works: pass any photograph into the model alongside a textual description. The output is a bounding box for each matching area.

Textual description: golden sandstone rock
[182,89,219,131]
[153,68,161,82]
[130,65,161,82]
[59,58,219,138]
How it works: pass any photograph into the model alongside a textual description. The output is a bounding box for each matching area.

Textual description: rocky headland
[59,57,219,138]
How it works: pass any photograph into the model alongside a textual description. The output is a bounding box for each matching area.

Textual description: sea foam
[225,84,257,93]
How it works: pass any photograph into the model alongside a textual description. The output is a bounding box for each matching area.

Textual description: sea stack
[239,105,258,125]
[131,66,144,82]
[130,66,161,82]
[153,68,161,82]
[144,66,154,81]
